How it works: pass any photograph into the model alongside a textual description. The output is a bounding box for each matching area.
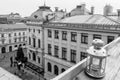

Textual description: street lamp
[85,39,107,78]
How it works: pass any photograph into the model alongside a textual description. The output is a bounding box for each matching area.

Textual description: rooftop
[53,14,120,25]
[0,23,28,32]
[51,37,120,80]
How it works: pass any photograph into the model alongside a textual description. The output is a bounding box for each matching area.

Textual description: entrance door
[2,47,6,53]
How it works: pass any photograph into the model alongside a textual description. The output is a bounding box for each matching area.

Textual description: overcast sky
[0,0,120,17]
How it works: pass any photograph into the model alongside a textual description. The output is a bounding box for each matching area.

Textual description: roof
[29,5,52,21]
[76,37,120,80]
[108,16,120,23]
[0,23,28,32]
[0,67,22,80]
[53,14,120,25]
[70,4,91,16]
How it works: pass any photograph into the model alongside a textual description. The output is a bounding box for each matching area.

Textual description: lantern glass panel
[92,58,100,65]
[101,58,106,73]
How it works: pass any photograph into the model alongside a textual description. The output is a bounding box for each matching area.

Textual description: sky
[0,0,120,17]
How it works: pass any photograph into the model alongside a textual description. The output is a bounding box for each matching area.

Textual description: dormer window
[34,15,38,18]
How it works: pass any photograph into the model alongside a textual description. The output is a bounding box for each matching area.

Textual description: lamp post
[85,39,107,78]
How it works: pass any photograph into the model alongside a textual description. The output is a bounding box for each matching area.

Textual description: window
[19,32,21,36]
[23,32,25,35]
[71,32,77,42]
[38,30,40,33]
[14,33,16,36]
[2,40,5,44]
[29,53,31,59]
[9,34,11,37]
[48,29,52,38]
[33,29,35,33]
[1,47,6,53]
[19,37,21,42]
[29,28,31,32]
[1,34,4,37]
[54,45,59,57]
[54,30,59,39]
[48,44,52,55]
[107,36,114,43]
[62,31,67,40]
[33,38,36,47]
[71,49,76,63]
[33,52,36,61]
[38,57,40,63]
[62,47,67,60]
[14,38,17,42]
[14,45,17,47]
[29,37,31,45]
[80,52,87,60]
[23,37,25,41]
[48,62,52,72]
[54,65,59,75]
[23,43,26,46]
[34,15,38,18]
[81,33,88,44]
[61,68,65,73]
[38,39,41,48]
[93,34,101,39]
[9,39,11,43]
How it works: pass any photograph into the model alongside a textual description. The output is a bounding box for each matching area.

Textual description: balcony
[51,37,120,80]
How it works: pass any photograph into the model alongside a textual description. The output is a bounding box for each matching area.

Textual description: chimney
[55,7,59,12]
[91,6,94,15]
[117,9,120,17]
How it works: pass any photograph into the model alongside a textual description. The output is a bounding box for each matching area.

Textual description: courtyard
[0,49,43,80]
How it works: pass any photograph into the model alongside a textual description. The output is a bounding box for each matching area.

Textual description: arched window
[32,52,36,61]
[48,62,52,72]
[54,65,59,75]
[19,44,22,47]
[1,47,6,53]
[9,46,12,52]
[61,68,65,73]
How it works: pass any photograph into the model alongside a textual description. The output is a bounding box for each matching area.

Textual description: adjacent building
[0,23,27,54]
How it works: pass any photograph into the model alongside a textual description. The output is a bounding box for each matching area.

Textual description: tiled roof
[108,16,120,23]
[53,14,120,25]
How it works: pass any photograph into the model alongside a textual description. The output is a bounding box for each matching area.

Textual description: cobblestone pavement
[0,49,43,80]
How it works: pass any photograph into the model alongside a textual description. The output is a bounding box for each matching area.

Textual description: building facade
[0,23,27,54]
[44,14,120,80]
[25,4,120,80]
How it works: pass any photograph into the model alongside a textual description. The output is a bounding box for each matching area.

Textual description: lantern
[85,39,107,78]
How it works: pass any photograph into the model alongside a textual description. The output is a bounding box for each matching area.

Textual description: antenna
[44,0,46,6]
